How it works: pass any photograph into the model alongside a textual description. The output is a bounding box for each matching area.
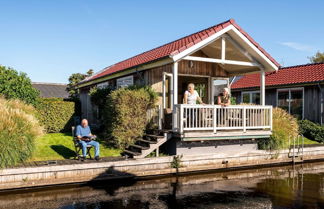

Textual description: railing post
[243,106,246,133]
[180,105,184,134]
[270,107,273,131]
[213,106,217,134]
[158,105,162,130]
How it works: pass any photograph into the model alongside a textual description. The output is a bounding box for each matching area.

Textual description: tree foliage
[0,65,39,105]
[67,69,93,99]
[309,51,324,63]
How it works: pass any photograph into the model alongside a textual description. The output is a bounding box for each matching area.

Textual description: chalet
[77,19,280,157]
[231,63,324,125]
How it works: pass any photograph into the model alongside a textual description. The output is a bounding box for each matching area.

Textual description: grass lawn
[29,133,122,162]
[302,137,322,145]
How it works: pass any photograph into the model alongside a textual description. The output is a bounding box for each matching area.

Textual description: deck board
[182,130,271,141]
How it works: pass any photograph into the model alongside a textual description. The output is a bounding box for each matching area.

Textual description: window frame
[241,91,260,104]
[276,87,304,119]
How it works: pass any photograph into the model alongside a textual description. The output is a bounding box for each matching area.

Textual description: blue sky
[0,0,323,83]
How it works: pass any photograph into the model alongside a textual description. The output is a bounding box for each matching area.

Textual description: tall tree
[67,69,93,99]
[0,65,39,105]
[309,51,324,63]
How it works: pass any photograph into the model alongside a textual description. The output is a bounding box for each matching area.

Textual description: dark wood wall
[232,84,324,124]
[144,59,228,105]
[304,85,323,123]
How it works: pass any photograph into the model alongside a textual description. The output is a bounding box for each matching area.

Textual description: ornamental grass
[0,97,43,168]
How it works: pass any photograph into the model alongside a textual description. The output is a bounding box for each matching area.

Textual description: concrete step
[124,150,141,156]
[130,144,149,150]
[137,138,157,144]
[145,134,165,139]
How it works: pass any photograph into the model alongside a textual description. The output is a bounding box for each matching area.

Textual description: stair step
[124,150,141,156]
[130,144,150,150]
[137,138,157,144]
[145,134,165,139]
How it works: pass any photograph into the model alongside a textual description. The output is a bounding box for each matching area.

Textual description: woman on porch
[183,83,204,105]
[217,87,231,106]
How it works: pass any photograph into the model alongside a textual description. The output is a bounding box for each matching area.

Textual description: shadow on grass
[50,145,76,159]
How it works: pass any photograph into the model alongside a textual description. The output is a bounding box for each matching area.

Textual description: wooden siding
[304,85,323,123]
[232,84,324,124]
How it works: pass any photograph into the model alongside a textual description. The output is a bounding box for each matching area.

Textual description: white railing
[174,104,272,134]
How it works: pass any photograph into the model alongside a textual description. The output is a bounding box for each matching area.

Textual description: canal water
[1,162,324,209]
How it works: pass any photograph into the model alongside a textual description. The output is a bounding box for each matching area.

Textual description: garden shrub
[0,97,43,168]
[0,65,39,105]
[104,86,157,149]
[36,98,75,133]
[259,107,299,150]
[299,120,324,143]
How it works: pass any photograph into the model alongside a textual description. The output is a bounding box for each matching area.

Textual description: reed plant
[0,97,43,168]
[259,107,299,150]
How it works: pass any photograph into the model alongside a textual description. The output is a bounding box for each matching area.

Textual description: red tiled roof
[85,19,279,83]
[231,63,324,89]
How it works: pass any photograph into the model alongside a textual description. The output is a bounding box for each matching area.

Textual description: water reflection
[1,162,324,209]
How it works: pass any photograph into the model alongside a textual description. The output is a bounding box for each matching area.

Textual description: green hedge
[36,98,75,133]
[104,86,157,149]
[299,120,324,143]
[0,97,43,168]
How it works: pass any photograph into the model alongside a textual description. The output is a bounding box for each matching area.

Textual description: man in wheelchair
[76,119,100,161]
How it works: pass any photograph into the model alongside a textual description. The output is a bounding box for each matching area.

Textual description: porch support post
[260,69,265,106]
[221,37,226,63]
[172,62,178,131]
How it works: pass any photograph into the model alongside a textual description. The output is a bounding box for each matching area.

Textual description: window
[241,91,260,104]
[116,75,134,88]
[96,82,109,89]
[277,88,303,119]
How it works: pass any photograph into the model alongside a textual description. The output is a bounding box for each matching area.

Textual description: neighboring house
[231,63,324,124]
[32,82,69,99]
[77,19,279,156]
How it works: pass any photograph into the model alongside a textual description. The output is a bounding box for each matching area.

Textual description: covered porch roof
[78,19,279,88]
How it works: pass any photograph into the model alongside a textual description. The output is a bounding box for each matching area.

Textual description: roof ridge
[32,82,67,85]
[96,19,233,72]
[280,62,324,70]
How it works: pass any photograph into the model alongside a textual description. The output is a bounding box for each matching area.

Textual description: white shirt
[185,90,199,104]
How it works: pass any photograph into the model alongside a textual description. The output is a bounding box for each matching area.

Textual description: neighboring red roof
[231,63,324,89]
[85,19,279,84]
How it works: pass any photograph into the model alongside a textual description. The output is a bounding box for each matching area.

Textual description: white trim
[178,73,210,78]
[276,87,304,119]
[260,70,265,105]
[171,26,232,61]
[172,62,179,131]
[230,26,278,71]
[221,36,226,62]
[182,56,261,67]
[171,24,278,71]
[222,34,254,62]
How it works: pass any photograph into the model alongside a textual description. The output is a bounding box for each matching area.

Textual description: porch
[173,104,272,140]
[157,28,279,141]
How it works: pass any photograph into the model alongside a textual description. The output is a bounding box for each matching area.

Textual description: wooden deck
[180,130,272,141]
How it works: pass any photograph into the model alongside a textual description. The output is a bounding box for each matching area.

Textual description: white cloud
[280,42,315,52]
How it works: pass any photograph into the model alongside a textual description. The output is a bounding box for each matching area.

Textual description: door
[277,88,303,119]
[211,78,229,104]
